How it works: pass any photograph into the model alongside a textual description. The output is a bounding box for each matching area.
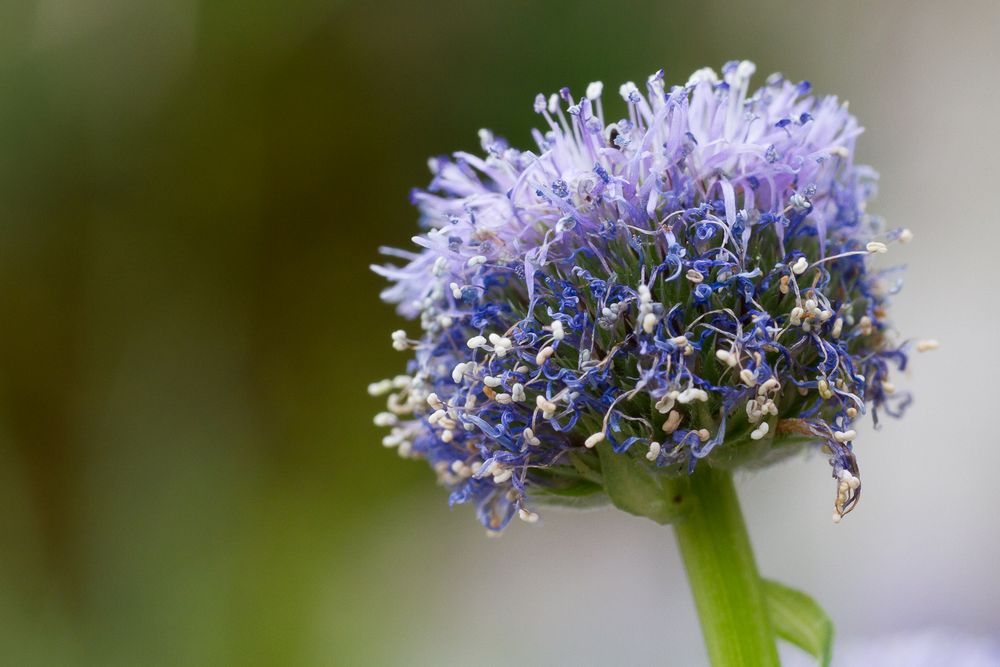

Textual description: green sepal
[763,578,835,666]
[528,488,610,510]
[595,442,690,525]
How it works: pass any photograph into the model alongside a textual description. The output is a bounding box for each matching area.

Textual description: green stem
[672,465,780,667]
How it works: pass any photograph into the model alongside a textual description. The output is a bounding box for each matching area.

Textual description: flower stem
[672,465,780,667]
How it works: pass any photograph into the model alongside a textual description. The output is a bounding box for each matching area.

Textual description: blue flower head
[371,62,928,533]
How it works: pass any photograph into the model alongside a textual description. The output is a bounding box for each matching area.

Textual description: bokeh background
[1,1,998,665]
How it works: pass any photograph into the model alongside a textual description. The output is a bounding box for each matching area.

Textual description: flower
[371,61,922,533]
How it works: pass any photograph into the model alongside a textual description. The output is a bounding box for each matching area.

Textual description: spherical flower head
[371,61,923,533]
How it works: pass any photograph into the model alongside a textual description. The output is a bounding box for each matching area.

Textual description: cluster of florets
[371,61,933,533]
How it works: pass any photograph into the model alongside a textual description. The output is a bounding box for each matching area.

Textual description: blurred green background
[1,1,997,665]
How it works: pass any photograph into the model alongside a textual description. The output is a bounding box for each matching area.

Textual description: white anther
[426,393,444,410]
[493,468,513,484]
[440,429,454,443]
[642,312,658,334]
[638,284,652,303]
[758,378,779,395]
[833,429,857,443]
[373,412,398,427]
[830,146,850,158]
[367,379,393,396]
[536,346,555,365]
[859,316,873,335]
[654,391,678,414]
[817,378,833,399]
[685,269,704,283]
[518,507,540,524]
[536,395,557,418]
[677,387,708,404]
[697,428,710,442]
[662,410,682,434]
[846,407,858,419]
[584,432,605,449]
[645,441,661,461]
[837,470,861,492]
[523,427,540,447]
[585,81,604,100]
[483,376,502,388]
[791,257,808,275]
[384,393,406,415]
[467,335,487,349]
[391,329,409,351]
[431,256,448,277]
[898,228,914,244]
[882,381,896,395]
[832,318,844,338]
[804,298,817,313]
[737,368,756,387]
[490,334,513,350]
[488,334,513,357]
[452,362,468,383]
[495,393,512,405]
[467,255,487,267]
[778,275,791,295]
[715,349,738,367]
[750,422,769,440]
[511,383,526,402]
[866,241,888,254]
[428,409,447,425]
[832,512,843,524]
[551,320,565,340]
[789,307,804,326]
[916,339,939,352]
[450,282,462,299]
